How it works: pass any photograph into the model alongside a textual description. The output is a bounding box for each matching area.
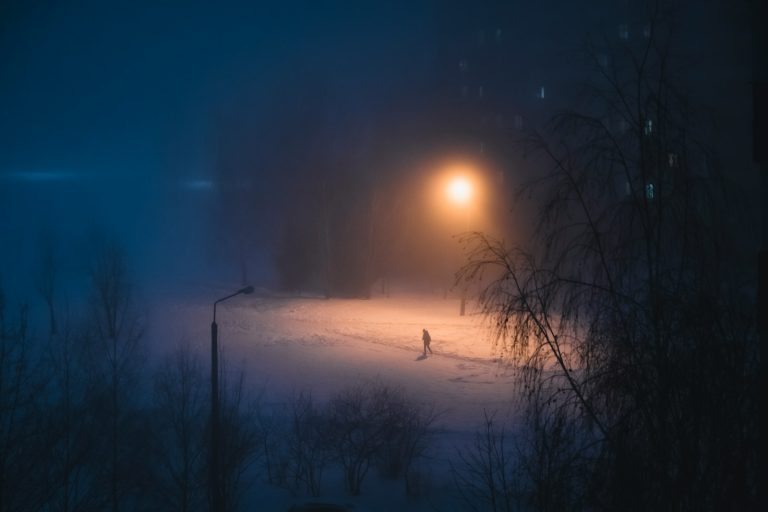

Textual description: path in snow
[152,289,522,432]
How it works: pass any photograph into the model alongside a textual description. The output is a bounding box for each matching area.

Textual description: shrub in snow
[326,382,436,496]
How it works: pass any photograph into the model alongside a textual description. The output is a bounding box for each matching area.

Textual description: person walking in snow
[422,328,433,356]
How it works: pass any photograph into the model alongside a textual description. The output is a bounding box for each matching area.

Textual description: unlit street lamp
[210,285,253,512]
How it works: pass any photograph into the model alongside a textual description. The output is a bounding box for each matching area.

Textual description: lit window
[479,141,485,154]
[619,24,629,40]
[645,182,655,200]
[625,181,632,196]
[495,28,502,43]
[459,59,468,72]
[478,85,484,99]
[668,153,678,168]
[643,24,651,38]
[644,119,653,135]
[536,86,545,99]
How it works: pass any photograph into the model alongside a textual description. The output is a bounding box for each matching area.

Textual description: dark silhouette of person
[422,328,433,356]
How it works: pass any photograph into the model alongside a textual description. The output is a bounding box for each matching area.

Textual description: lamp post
[210,285,253,512]
[446,175,473,316]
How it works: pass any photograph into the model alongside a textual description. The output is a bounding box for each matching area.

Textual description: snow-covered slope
[149,287,523,510]
[155,290,519,429]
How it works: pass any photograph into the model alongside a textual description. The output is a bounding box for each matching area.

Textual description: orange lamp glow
[446,176,473,204]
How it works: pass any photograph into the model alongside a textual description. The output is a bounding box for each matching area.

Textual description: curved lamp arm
[213,285,254,323]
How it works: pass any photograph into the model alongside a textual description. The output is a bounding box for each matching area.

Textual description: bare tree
[43,312,101,512]
[451,412,520,512]
[0,284,43,512]
[326,382,436,496]
[216,356,262,512]
[84,241,146,512]
[459,4,758,509]
[326,383,386,496]
[517,377,590,512]
[282,390,330,497]
[151,342,208,512]
[35,228,59,338]
[372,386,437,496]
[256,404,289,488]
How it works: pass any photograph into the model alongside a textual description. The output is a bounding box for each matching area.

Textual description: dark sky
[0,0,755,295]
[0,1,436,178]
[1,0,751,181]
[0,1,441,289]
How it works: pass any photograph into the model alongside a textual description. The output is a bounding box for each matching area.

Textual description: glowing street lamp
[445,174,474,315]
[447,175,473,205]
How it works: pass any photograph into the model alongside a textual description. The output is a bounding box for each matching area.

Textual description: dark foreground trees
[151,342,208,511]
[86,241,147,512]
[459,6,758,510]
[326,382,437,496]
[0,289,45,511]
[263,382,437,499]
[1,259,439,510]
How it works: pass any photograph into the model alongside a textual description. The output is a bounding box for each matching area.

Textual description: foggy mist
[0,1,762,510]
[2,1,756,296]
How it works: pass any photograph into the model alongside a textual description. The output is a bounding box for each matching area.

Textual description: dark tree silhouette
[326,382,436,496]
[0,284,44,512]
[452,412,520,512]
[35,228,59,338]
[459,4,759,509]
[84,241,146,512]
[43,313,100,512]
[282,390,330,497]
[151,342,208,512]
[216,356,262,512]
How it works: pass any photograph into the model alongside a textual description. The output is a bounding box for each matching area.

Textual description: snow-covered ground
[149,284,523,510]
[153,286,520,428]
